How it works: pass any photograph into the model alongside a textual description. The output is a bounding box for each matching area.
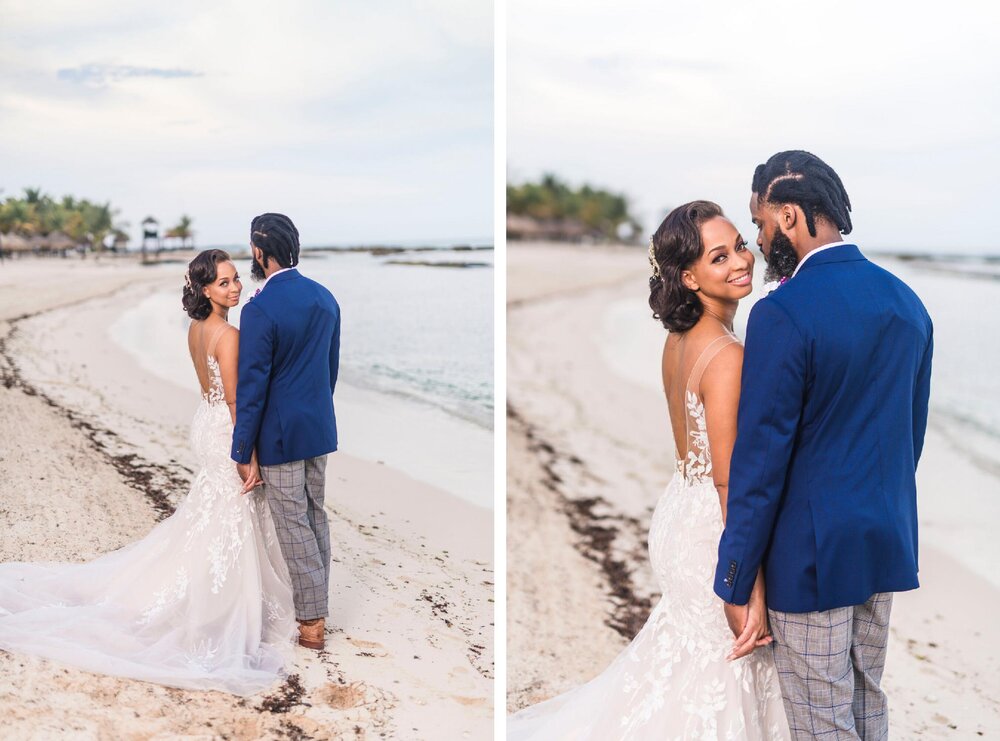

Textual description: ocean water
[108,248,494,508]
[305,249,493,428]
[870,257,1000,472]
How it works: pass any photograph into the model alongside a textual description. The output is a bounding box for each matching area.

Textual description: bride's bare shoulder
[215,324,239,350]
[700,336,743,395]
[187,319,201,350]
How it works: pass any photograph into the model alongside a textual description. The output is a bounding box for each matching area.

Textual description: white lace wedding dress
[508,334,790,740]
[0,353,297,696]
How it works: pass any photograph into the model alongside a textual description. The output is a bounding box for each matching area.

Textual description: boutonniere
[249,288,262,302]
[761,276,790,295]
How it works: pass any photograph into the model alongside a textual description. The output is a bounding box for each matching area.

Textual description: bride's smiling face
[680,216,754,301]
[202,260,243,309]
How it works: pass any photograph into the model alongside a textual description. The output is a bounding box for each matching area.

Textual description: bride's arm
[214,327,240,426]
[701,342,772,658]
[216,327,262,494]
[700,341,743,523]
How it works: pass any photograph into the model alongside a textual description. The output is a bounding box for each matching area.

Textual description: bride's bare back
[661,316,744,517]
[188,319,239,422]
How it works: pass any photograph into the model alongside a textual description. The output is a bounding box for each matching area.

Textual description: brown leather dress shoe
[297,618,325,650]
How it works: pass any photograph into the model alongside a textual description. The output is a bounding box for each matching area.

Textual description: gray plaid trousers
[769,592,893,740]
[260,456,331,622]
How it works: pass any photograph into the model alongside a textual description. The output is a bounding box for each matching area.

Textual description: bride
[0,249,296,696]
[508,201,790,739]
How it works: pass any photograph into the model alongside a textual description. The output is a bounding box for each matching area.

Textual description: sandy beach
[0,256,493,740]
[506,242,1000,737]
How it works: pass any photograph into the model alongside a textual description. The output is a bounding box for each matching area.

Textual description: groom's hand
[236,462,263,495]
[723,601,748,647]
[725,584,773,660]
[728,604,772,660]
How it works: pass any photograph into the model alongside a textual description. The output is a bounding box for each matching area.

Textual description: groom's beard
[764,229,799,283]
[250,252,266,281]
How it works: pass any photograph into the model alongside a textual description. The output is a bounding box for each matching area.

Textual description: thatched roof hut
[47,231,76,251]
[506,215,590,242]
[0,233,31,252]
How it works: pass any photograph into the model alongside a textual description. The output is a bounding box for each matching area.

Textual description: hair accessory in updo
[647,238,661,280]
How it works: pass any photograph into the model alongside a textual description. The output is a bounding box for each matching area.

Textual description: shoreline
[0,260,493,739]
[506,241,1000,735]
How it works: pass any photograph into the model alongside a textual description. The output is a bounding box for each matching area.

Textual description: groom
[231,212,341,651]
[715,151,933,738]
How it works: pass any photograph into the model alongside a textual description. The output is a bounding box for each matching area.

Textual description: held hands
[236,450,264,495]
[723,568,773,661]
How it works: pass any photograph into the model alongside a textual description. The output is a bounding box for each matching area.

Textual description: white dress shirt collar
[791,240,852,278]
[259,267,293,292]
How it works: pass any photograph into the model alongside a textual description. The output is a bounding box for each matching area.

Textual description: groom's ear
[779,204,798,231]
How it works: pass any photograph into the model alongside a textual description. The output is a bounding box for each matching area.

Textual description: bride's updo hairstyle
[182,249,232,320]
[648,200,723,332]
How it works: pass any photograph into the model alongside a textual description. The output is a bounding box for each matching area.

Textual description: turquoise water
[300,249,494,429]
[872,256,1000,476]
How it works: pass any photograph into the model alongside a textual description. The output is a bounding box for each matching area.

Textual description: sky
[508,0,1000,254]
[0,0,492,246]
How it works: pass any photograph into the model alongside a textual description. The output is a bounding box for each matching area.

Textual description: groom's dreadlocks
[250,212,300,270]
[752,150,853,237]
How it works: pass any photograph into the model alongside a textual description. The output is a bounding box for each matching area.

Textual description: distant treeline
[507,174,641,242]
[0,188,197,254]
[0,187,123,247]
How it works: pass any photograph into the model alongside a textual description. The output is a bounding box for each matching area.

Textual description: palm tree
[80,201,115,252]
[507,175,642,242]
[166,215,194,248]
[0,199,36,235]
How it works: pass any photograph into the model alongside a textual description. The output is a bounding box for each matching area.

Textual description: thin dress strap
[685,332,739,395]
[676,332,740,481]
[205,322,232,359]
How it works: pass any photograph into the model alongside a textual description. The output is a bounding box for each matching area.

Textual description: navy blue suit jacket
[714,245,933,612]
[231,269,341,466]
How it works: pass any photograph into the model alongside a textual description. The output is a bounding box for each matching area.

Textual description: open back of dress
[663,330,740,484]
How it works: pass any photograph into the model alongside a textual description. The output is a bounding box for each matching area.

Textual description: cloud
[0,0,492,244]
[508,0,1000,254]
[586,55,724,75]
[56,64,203,87]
